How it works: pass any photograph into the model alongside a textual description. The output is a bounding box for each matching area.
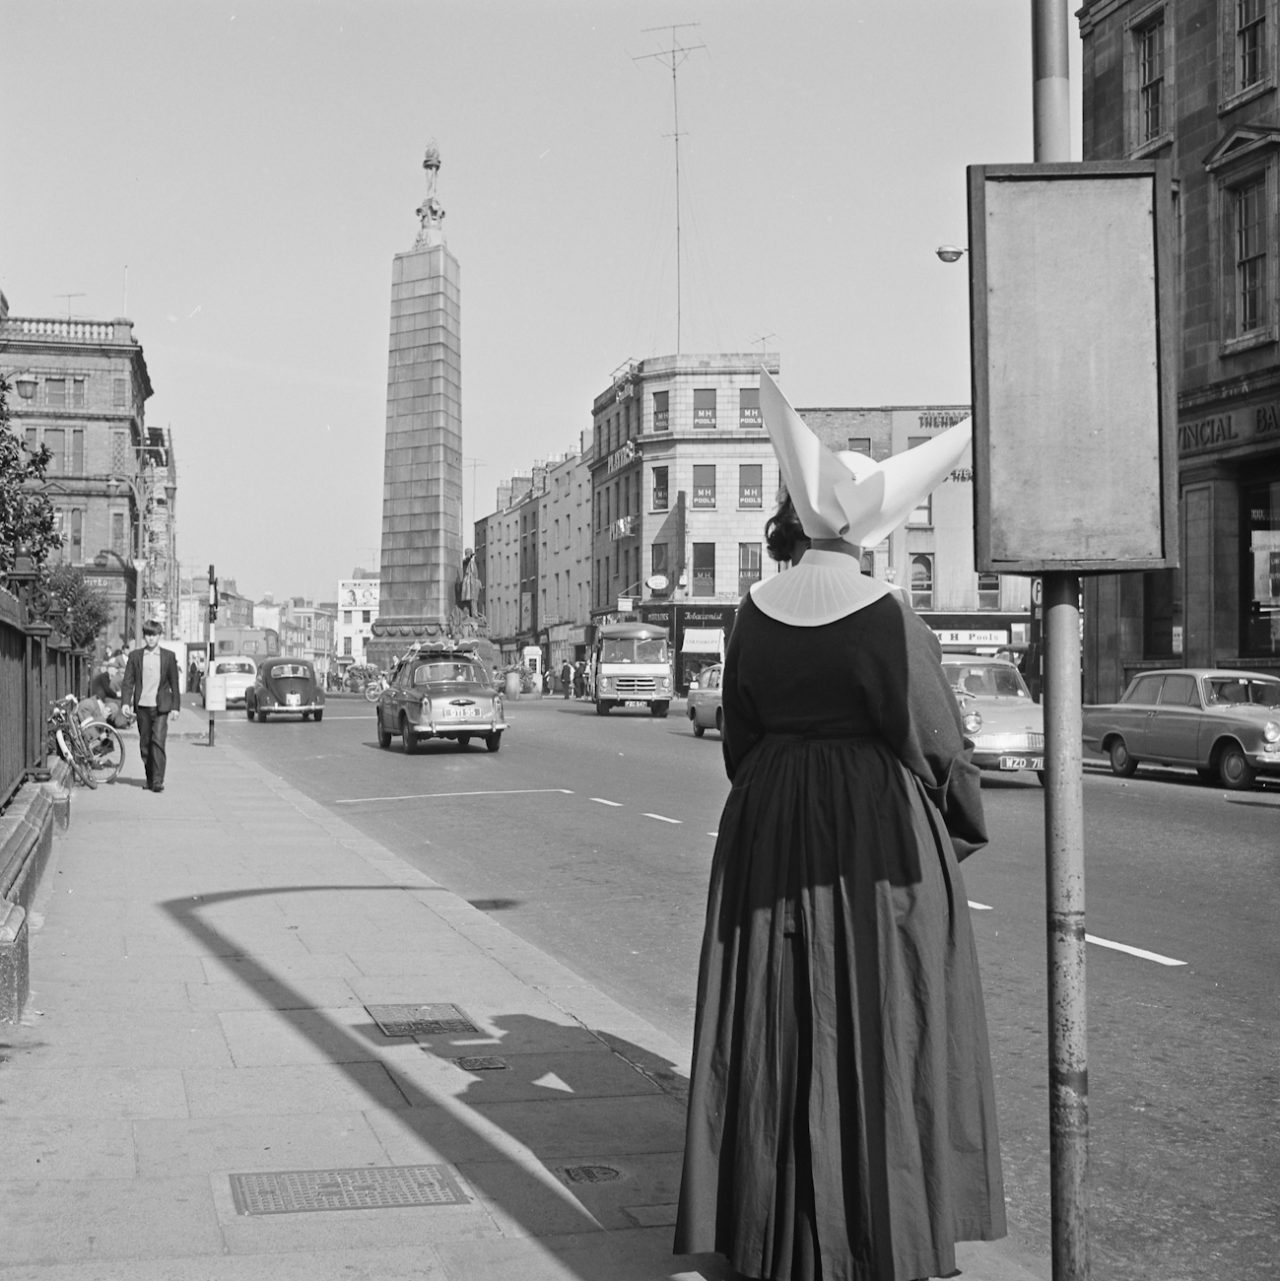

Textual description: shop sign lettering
[1179,414,1238,452]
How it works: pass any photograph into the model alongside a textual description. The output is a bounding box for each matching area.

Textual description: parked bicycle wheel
[80,721,125,785]
[57,720,98,789]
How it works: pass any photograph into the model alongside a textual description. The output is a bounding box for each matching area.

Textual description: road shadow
[162,884,732,1280]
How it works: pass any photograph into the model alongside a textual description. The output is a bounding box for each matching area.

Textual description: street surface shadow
[162,884,730,1280]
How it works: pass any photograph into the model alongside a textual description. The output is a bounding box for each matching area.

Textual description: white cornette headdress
[750,369,973,626]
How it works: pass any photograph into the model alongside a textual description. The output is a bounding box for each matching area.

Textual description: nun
[675,371,1006,1281]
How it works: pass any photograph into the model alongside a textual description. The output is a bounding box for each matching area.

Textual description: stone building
[0,292,177,653]
[1079,1,1280,697]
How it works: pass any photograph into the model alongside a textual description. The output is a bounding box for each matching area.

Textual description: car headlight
[963,709,983,735]
[1264,720,1280,744]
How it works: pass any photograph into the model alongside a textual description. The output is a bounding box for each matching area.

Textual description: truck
[591,622,674,717]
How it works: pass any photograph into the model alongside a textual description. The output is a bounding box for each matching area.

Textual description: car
[942,653,1045,784]
[203,655,257,709]
[687,664,724,737]
[1082,668,1280,790]
[245,657,325,722]
[375,639,507,754]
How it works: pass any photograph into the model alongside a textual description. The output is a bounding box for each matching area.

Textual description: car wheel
[715,708,724,737]
[313,710,323,722]
[1107,736,1137,778]
[377,712,392,750]
[1216,742,1255,791]
[595,700,610,716]
[302,712,311,721]
[1036,770,1047,787]
[401,715,419,754]
[692,719,706,738]
[456,735,470,749]
[255,709,267,723]
[245,702,253,721]
[485,732,502,753]
[1196,767,1216,784]
[652,700,669,718]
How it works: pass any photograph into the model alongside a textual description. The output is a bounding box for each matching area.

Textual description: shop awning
[682,628,724,655]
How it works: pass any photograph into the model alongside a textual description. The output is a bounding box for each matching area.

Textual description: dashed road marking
[644,813,681,824]
[968,901,994,911]
[590,798,623,807]
[1086,934,1186,966]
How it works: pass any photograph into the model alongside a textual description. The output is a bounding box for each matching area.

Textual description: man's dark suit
[120,643,182,790]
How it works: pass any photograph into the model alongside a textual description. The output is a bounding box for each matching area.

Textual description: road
[220,692,1278,1280]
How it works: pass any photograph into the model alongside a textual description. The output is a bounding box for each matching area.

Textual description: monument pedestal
[366,613,496,675]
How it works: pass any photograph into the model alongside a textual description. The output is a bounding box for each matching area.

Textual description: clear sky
[2,1,1080,604]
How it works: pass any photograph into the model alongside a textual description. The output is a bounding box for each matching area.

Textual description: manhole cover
[365,1003,480,1036]
[452,1055,508,1071]
[562,1164,622,1184]
[229,1164,468,1215]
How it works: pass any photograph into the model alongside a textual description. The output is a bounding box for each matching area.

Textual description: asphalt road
[221,692,1278,1281]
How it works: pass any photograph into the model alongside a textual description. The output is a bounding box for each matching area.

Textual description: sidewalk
[0,707,1048,1281]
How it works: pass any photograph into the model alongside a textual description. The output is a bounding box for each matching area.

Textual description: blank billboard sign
[967,162,1178,574]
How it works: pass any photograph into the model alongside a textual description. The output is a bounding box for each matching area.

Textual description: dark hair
[765,491,807,564]
[142,620,162,636]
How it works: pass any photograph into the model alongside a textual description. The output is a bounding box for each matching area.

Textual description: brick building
[1079,1,1280,696]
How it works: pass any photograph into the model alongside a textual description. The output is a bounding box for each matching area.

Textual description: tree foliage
[0,375,62,578]
[43,562,113,649]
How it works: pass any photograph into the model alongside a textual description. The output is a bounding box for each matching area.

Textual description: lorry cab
[591,622,673,717]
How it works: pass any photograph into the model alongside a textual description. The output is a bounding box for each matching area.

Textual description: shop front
[638,600,737,694]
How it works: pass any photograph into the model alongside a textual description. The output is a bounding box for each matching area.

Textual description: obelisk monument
[367,144,465,668]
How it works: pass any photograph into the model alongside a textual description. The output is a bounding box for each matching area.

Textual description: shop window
[739,386,761,428]
[693,464,716,509]
[652,465,669,511]
[738,542,762,596]
[1245,478,1280,657]
[739,464,762,508]
[692,542,716,597]
[911,554,933,610]
[977,572,1001,609]
[653,389,670,432]
[693,388,717,428]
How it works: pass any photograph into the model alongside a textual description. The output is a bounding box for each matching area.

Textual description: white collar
[748,548,894,626]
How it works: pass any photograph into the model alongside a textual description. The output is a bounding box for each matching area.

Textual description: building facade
[335,577,380,668]
[0,294,178,654]
[1079,0,1280,697]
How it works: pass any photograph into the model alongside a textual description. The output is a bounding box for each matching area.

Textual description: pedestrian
[560,659,572,699]
[574,659,586,699]
[120,620,182,793]
[675,372,1005,1281]
[187,656,201,695]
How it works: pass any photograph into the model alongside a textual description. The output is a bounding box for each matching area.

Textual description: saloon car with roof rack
[375,639,507,754]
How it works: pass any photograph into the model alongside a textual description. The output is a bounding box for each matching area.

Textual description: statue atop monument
[415,142,446,247]
[458,547,478,616]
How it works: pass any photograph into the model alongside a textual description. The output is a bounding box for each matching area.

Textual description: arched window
[911,554,933,609]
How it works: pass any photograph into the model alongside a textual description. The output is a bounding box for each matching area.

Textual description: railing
[0,588,86,811]
[0,316,119,344]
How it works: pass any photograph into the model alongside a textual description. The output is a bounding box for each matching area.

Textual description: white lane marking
[591,798,623,807]
[644,813,682,824]
[1086,934,1186,966]
[968,901,994,911]
[335,788,572,804]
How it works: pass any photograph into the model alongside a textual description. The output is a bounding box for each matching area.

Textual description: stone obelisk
[367,144,464,669]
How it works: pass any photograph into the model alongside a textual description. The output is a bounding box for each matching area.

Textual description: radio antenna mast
[636,23,705,355]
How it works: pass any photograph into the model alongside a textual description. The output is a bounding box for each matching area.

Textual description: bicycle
[48,694,126,788]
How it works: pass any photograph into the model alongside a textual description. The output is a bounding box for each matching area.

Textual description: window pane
[692,464,716,508]
[977,572,1000,609]
[653,390,669,431]
[651,543,669,577]
[1245,479,1280,656]
[46,378,66,408]
[739,463,762,508]
[652,465,669,510]
[1236,178,1267,334]
[911,554,933,609]
[71,377,85,408]
[1238,0,1266,87]
[1138,17,1164,141]
[44,429,64,474]
[693,388,717,428]
[738,542,762,596]
[692,542,715,596]
[739,386,761,427]
[847,436,872,456]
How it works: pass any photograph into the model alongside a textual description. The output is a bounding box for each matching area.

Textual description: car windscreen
[943,664,1031,699]
[601,638,668,663]
[1208,677,1280,708]
[413,662,485,685]
[216,662,255,674]
[265,664,310,680]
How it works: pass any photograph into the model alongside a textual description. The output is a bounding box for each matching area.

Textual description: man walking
[120,621,182,793]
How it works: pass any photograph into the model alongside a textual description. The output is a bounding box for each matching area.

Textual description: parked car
[376,639,507,753]
[942,653,1045,784]
[202,655,257,709]
[245,657,325,723]
[687,664,724,737]
[1082,668,1280,789]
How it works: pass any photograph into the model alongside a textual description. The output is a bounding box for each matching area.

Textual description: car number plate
[445,705,482,718]
[999,755,1043,771]
[624,700,648,708]
[286,693,301,706]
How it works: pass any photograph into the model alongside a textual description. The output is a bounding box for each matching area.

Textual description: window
[113,378,126,409]
[692,464,716,509]
[111,511,126,556]
[738,542,762,596]
[71,429,84,474]
[69,508,82,561]
[652,465,669,511]
[653,390,670,432]
[847,436,872,457]
[44,428,64,475]
[738,464,763,508]
[46,378,66,409]
[910,554,933,609]
[1136,13,1165,143]
[71,377,85,408]
[1159,673,1199,706]
[23,427,37,452]
[1238,0,1267,89]
[362,610,371,624]
[977,572,1001,609]
[1125,673,1164,703]
[344,637,353,656]
[1221,0,1276,103]
[860,551,876,576]
[652,542,669,580]
[1124,6,1173,152]
[692,543,716,596]
[739,387,761,427]
[1236,175,1269,335]
[1245,478,1280,657]
[693,388,717,428]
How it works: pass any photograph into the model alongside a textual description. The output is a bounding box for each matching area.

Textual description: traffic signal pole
[207,564,218,748]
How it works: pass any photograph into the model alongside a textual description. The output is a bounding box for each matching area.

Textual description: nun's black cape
[675,591,1006,1281]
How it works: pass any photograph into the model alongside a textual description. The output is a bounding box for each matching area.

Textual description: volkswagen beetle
[245,657,325,722]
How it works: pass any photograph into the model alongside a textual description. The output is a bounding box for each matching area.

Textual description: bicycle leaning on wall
[48,694,126,788]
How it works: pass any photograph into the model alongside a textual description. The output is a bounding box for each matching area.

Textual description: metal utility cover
[453,1054,508,1071]
[365,1002,480,1036]
[229,1164,468,1215]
